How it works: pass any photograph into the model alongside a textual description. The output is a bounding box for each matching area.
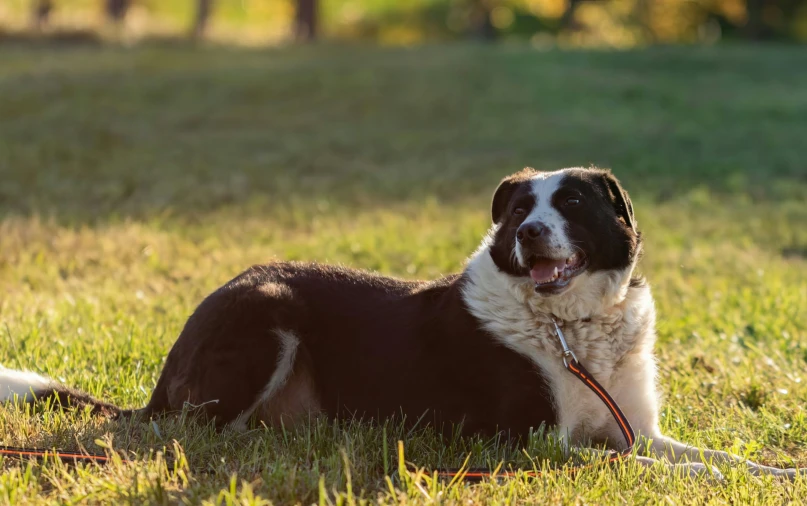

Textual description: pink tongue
[530,258,566,283]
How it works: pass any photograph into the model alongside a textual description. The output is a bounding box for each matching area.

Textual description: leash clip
[551,318,578,367]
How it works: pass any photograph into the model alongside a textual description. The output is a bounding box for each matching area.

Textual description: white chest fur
[462,246,662,448]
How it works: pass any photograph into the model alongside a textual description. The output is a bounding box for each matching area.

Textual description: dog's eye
[565,197,580,207]
[513,207,526,216]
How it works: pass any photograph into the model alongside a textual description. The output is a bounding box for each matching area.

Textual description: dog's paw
[778,467,807,481]
[745,463,807,480]
[675,463,725,482]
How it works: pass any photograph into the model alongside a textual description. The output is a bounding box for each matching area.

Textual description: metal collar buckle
[551,317,578,367]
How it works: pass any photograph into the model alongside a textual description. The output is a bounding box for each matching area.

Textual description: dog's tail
[0,366,120,416]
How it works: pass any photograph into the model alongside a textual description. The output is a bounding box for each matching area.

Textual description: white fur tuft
[462,228,658,449]
[230,329,300,431]
[0,366,55,403]
[516,171,569,264]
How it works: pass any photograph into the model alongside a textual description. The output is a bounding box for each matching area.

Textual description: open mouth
[529,252,588,292]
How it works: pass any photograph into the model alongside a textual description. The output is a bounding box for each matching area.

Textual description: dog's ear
[491,178,519,224]
[600,170,636,232]
[491,168,537,224]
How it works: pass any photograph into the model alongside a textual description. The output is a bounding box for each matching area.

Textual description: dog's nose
[516,222,547,244]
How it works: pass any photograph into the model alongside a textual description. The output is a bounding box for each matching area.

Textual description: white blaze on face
[514,171,573,266]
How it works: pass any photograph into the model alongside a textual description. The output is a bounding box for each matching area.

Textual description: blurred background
[1,1,806,503]
[2,0,807,46]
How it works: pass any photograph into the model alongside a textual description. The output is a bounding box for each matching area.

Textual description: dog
[1,167,803,478]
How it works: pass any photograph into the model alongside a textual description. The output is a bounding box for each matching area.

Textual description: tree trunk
[105,0,130,24]
[294,0,318,42]
[559,0,585,32]
[470,0,496,40]
[743,0,766,40]
[192,0,214,39]
[31,0,53,31]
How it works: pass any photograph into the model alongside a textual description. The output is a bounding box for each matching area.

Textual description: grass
[0,42,806,504]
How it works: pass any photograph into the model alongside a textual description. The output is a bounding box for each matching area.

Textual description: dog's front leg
[568,445,723,479]
[557,428,722,480]
[643,434,806,479]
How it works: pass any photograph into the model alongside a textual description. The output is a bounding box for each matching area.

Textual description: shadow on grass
[0,43,805,226]
[0,28,104,47]
[4,403,568,503]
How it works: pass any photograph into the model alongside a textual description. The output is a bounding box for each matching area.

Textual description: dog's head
[487,167,641,301]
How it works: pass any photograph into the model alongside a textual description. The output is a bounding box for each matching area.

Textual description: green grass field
[1,43,806,504]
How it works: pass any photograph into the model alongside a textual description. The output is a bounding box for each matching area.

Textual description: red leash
[0,446,111,465]
[433,318,636,481]
[2,321,635,481]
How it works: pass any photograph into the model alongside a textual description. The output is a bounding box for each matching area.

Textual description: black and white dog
[1,167,802,478]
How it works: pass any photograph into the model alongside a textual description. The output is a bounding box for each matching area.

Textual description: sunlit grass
[0,43,806,504]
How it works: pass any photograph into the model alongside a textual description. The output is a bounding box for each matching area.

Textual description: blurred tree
[192,0,214,39]
[295,0,318,41]
[558,0,609,33]
[11,0,807,45]
[744,0,767,38]
[559,0,584,31]
[471,0,496,39]
[105,0,130,24]
[741,0,807,40]
[30,0,53,31]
